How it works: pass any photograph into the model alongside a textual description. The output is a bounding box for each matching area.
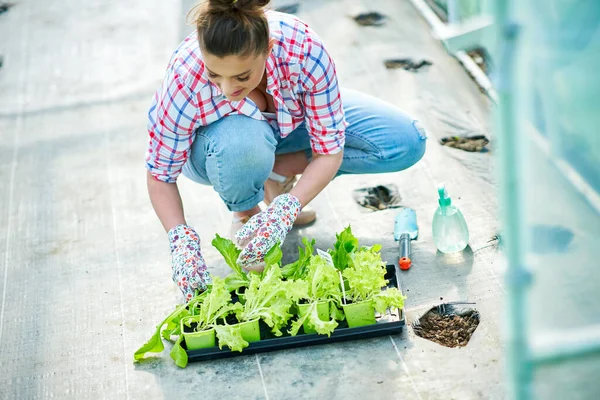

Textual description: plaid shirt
[146,11,346,183]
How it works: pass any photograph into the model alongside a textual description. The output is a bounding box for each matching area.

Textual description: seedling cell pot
[342,300,376,328]
[297,301,329,334]
[181,316,216,350]
[238,319,261,342]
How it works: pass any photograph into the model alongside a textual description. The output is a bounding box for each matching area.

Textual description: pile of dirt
[384,58,432,72]
[440,135,489,152]
[352,11,387,27]
[352,184,402,211]
[413,309,479,348]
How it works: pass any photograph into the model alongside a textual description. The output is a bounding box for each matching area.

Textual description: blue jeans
[182,89,427,211]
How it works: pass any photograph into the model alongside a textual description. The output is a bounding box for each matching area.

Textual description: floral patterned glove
[168,224,212,302]
[235,193,301,270]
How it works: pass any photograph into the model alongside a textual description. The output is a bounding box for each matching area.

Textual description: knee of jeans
[410,120,427,162]
[217,149,273,206]
[208,117,276,196]
[385,119,427,172]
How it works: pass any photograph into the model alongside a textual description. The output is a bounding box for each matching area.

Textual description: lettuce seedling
[289,255,345,337]
[212,234,250,292]
[329,226,359,271]
[281,237,316,280]
[212,318,247,353]
[212,260,305,352]
[174,277,244,360]
[213,235,284,290]
[185,276,237,332]
[238,262,305,336]
[342,247,406,313]
[133,290,208,362]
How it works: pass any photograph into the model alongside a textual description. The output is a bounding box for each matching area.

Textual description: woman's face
[203,50,269,102]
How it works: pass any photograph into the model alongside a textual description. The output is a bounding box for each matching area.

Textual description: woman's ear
[268,37,276,53]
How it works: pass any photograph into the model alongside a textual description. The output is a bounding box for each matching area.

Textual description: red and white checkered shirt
[146,11,346,183]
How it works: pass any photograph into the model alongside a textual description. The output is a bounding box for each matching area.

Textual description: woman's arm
[292,27,345,207]
[289,151,343,207]
[146,71,200,233]
[147,170,187,232]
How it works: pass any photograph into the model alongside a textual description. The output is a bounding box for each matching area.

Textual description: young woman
[146,0,427,301]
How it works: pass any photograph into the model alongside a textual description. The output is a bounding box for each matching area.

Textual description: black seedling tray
[184,264,405,362]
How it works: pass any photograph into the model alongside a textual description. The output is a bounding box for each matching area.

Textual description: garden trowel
[394,207,418,270]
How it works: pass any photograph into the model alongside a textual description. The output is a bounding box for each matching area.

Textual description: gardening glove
[168,224,212,302]
[235,193,301,270]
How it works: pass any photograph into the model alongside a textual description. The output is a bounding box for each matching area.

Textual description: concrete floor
[0,0,506,398]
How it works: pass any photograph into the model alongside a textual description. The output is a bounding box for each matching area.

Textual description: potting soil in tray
[183,264,406,362]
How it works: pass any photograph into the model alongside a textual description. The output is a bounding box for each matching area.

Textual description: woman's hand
[235,194,301,270]
[168,224,212,302]
[235,151,342,270]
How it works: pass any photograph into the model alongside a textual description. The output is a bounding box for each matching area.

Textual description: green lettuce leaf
[160,292,208,341]
[263,243,283,268]
[361,243,382,253]
[288,301,338,337]
[308,309,338,336]
[229,301,245,322]
[281,237,315,280]
[329,226,359,271]
[287,254,345,337]
[161,319,181,342]
[135,288,209,362]
[342,246,406,316]
[372,288,406,314]
[170,335,188,368]
[134,328,165,361]
[330,301,346,321]
[212,234,249,291]
[224,274,249,293]
[305,255,343,302]
[212,234,243,274]
[239,263,301,336]
[283,278,309,302]
[134,302,189,361]
[214,324,249,352]
[194,277,236,330]
[288,318,304,337]
[342,247,388,303]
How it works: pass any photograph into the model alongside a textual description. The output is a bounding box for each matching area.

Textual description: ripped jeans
[181,88,427,211]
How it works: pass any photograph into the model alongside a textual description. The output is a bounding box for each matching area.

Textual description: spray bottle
[432,184,469,253]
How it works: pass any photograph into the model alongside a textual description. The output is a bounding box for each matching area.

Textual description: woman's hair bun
[208,0,271,14]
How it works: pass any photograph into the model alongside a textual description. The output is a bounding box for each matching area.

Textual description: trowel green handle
[399,233,412,270]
